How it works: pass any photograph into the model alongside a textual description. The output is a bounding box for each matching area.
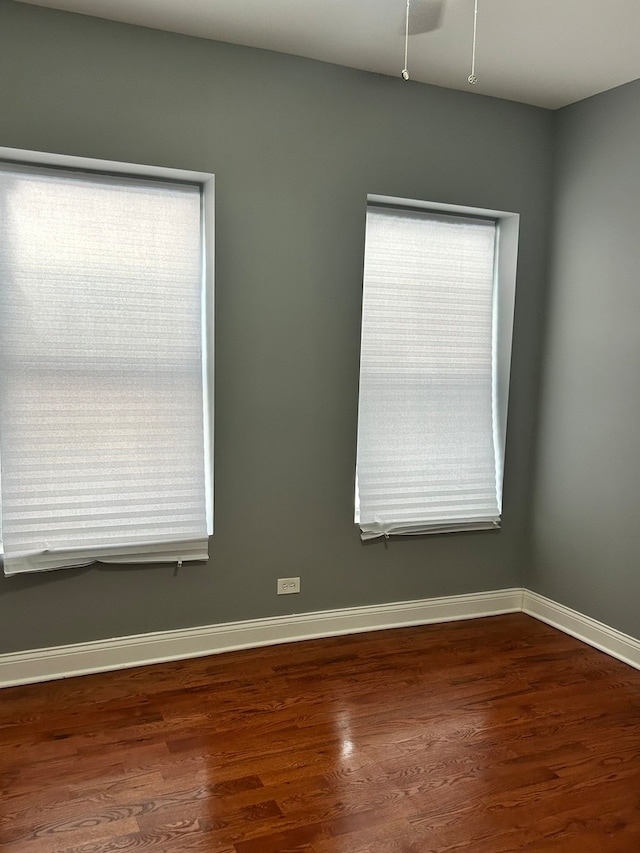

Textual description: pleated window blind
[355,204,503,540]
[0,160,212,575]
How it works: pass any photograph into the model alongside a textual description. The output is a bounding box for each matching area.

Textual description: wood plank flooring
[2,613,640,852]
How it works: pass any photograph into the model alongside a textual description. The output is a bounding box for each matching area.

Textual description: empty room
[1,0,639,850]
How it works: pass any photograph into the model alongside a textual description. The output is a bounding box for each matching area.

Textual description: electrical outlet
[277,577,300,595]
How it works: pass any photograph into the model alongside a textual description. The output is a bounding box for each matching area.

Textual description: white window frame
[355,194,519,539]
[0,147,215,573]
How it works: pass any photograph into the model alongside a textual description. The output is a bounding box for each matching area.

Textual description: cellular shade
[355,205,501,539]
[0,163,210,574]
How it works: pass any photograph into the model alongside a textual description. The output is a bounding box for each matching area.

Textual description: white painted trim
[0,588,522,688]
[5,587,640,689]
[523,589,640,671]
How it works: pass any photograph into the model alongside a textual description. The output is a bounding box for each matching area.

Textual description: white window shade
[0,161,212,575]
[355,204,505,540]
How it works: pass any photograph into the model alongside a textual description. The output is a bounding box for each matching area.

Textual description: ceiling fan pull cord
[402,0,410,80]
[468,0,478,84]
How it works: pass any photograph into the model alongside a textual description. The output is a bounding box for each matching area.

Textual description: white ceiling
[16,0,640,109]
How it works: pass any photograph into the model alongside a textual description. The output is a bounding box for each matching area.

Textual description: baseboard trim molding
[523,590,640,671]
[5,588,639,689]
[0,588,523,688]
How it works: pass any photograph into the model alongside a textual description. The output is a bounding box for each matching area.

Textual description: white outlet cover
[277,577,300,595]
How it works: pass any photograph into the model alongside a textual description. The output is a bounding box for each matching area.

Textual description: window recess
[354,197,518,541]
[0,149,214,575]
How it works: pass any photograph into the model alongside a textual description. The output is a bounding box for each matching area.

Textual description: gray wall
[529,79,640,638]
[0,0,554,653]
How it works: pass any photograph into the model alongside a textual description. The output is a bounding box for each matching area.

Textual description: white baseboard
[4,588,639,689]
[0,588,523,688]
[523,589,640,671]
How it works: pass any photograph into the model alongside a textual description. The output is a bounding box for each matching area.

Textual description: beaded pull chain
[401,0,479,87]
[401,0,411,80]
[468,0,479,84]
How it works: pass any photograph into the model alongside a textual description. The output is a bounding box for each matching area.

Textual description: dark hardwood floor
[2,613,640,852]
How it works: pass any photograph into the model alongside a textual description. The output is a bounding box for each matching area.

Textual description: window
[0,149,214,575]
[355,197,518,540]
